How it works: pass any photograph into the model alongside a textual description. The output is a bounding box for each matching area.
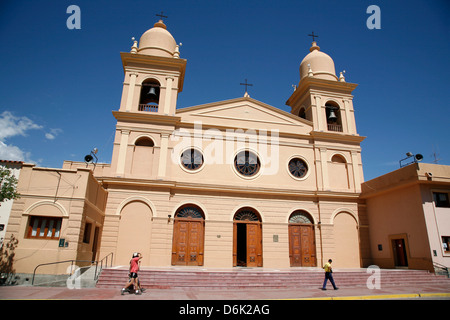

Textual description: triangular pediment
[177,97,312,134]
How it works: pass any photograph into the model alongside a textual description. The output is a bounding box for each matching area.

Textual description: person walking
[121,252,143,295]
[322,259,338,290]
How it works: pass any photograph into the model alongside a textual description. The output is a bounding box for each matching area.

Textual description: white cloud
[45,128,63,140]
[0,111,43,140]
[0,141,35,163]
[0,111,43,163]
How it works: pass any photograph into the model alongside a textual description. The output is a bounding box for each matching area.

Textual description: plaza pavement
[1,282,449,300]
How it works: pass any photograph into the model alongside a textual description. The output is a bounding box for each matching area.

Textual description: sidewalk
[1,282,449,300]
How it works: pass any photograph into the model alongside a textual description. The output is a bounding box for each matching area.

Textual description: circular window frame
[179,147,205,174]
[232,149,262,180]
[286,155,310,181]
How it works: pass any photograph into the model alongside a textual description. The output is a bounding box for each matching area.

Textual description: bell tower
[111,18,186,178]
[286,40,358,135]
[118,19,186,116]
[286,39,365,192]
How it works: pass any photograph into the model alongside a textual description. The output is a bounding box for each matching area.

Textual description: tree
[0,166,20,205]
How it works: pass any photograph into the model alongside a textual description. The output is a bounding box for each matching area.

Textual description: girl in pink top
[121,252,143,295]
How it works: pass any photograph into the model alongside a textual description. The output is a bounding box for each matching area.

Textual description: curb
[294,292,450,300]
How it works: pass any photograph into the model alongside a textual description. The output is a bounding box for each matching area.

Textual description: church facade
[5,19,370,274]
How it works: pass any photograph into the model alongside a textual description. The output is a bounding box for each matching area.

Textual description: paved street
[1,282,449,300]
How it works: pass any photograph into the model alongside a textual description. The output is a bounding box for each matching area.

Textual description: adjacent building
[361,163,450,272]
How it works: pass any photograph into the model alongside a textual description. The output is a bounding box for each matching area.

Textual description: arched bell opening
[139,79,160,112]
[325,101,342,132]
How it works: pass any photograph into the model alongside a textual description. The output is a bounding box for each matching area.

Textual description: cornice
[310,130,366,144]
[100,176,360,200]
[286,77,358,106]
[120,52,187,92]
[112,110,181,126]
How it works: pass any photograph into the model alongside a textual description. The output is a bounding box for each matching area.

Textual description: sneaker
[135,290,141,295]
[334,287,339,290]
[321,288,326,290]
[121,288,126,295]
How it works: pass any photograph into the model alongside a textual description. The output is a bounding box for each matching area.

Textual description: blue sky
[0,0,449,181]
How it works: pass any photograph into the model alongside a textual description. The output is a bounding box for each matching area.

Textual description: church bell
[328,109,338,122]
[147,86,158,98]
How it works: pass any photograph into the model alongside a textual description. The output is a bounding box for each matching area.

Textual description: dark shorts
[129,272,138,279]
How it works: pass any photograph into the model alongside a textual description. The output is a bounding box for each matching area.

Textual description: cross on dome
[308,31,319,42]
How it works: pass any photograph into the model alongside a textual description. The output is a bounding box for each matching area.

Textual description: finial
[174,45,180,58]
[173,43,182,58]
[339,70,346,82]
[131,37,138,54]
[307,63,313,77]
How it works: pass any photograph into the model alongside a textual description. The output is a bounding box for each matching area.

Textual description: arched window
[139,79,160,112]
[234,207,261,222]
[289,210,313,224]
[135,137,154,147]
[175,205,204,219]
[298,107,306,119]
[131,137,155,176]
[329,153,350,189]
[325,101,342,132]
[331,154,346,163]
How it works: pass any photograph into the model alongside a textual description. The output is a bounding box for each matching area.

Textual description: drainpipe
[317,199,324,267]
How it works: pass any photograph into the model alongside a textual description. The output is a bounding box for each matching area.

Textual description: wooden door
[91,226,100,262]
[233,222,262,267]
[246,223,262,267]
[172,219,204,266]
[289,224,316,267]
[392,239,408,267]
[187,220,204,266]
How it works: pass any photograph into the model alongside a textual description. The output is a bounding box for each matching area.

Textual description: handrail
[32,259,95,285]
[31,252,114,285]
[433,261,449,278]
[94,252,114,280]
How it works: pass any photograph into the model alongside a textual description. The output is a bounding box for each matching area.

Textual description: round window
[288,158,308,178]
[234,150,260,177]
[181,148,204,171]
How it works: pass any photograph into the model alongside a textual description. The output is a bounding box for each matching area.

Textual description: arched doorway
[116,201,153,266]
[288,210,316,267]
[333,212,360,268]
[233,207,262,267]
[171,204,205,266]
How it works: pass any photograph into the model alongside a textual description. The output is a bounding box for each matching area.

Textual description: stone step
[96,268,450,289]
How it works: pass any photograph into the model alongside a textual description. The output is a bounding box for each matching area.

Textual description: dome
[299,42,338,81]
[138,20,177,57]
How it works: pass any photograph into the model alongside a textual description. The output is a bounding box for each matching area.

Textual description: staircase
[96,268,450,290]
